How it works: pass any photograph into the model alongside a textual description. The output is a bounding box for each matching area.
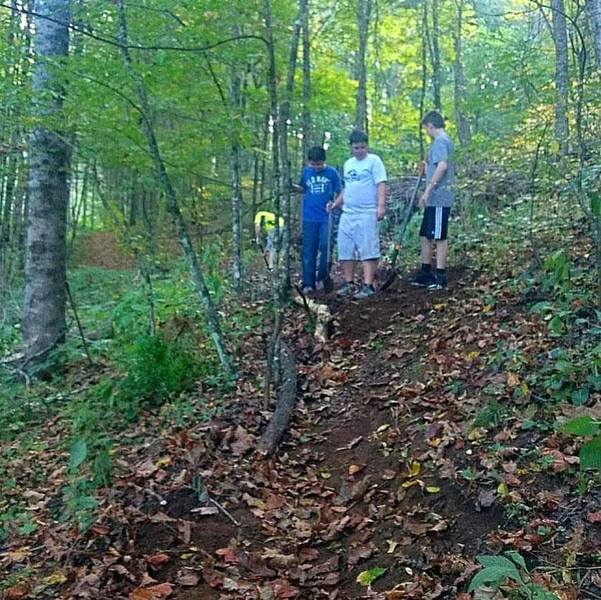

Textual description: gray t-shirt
[342,153,387,213]
[426,132,455,207]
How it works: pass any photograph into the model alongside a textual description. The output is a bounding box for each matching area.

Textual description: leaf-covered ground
[1,202,600,599]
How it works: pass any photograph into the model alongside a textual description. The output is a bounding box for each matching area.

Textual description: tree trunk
[551,0,569,156]
[22,0,71,367]
[280,4,302,290]
[301,0,312,157]
[453,0,471,147]
[355,0,372,132]
[419,2,428,159]
[262,0,288,405]
[587,0,601,70]
[230,29,244,293]
[430,0,442,111]
[258,341,297,455]
[117,0,232,375]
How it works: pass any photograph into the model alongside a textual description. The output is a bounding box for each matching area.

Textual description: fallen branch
[259,341,297,456]
[293,288,333,343]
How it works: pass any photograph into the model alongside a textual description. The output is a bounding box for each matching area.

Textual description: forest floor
[1,203,601,599]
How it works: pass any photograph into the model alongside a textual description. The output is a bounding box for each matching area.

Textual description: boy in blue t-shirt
[294,146,342,293]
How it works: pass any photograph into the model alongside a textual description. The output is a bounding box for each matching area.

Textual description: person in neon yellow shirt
[254,211,285,269]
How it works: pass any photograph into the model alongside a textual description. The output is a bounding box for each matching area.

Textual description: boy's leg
[317,221,329,284]
[421,237,433,265]
[354,212,380,298]
[412,207,436,286]
[435,239,448,269]
[265,230,275,269]
[362,259,378,286]
[337,213,357,295]
[428,207,451,289]
[341,260,355,282]
[302,222,319,288]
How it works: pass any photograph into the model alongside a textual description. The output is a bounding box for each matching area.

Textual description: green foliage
[468,552,558,598]
[356,567,387,587]
[590,191,601,219]
[558,416,601,473]
[559,416,601,436]
[580,436,601,472]
[117,333,202,409]
[473,401,506,429]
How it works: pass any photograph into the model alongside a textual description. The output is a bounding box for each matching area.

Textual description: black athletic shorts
[419,206,451,240]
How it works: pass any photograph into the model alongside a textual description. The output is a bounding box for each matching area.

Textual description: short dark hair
[349,129,369,144]
[421,111,445,129]
[308,146,326,162]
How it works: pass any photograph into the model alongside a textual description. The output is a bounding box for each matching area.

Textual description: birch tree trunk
[280,5,302,289]
[587,0,601,70]
[117,0,232,375]
[22,0,71,367]
[262,0,287,405]
[355,0,372,132]
[301,0,312,157]
[551,0,569,156]
[230,30,243,293]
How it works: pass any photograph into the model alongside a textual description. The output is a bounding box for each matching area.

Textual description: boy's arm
[376,182,387,220]
[420,161,447,208]
[329,188,344,211]
[291,183,303,193]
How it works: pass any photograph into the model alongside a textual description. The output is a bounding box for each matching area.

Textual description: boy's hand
[376,205,386,221]
[326,202,334,213]
[418,192,429,209]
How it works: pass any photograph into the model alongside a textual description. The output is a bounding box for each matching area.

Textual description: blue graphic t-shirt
[299,165,342,223]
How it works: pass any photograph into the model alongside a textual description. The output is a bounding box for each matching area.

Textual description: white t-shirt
[342,153,387,213]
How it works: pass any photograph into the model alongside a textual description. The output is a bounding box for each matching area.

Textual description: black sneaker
[428,272,448,290]
[412,270,435,287]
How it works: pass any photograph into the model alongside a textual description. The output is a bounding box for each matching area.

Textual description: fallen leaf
[45,571,68,585]
[401,478,422,489]
[356,566,387,586]
[145,554,170,570]
[406,460,421,478]
[335,436,364,451]
[5,585,30,600]
[348,463,366,476]
[230,426,255,455]
[128,582,173,600]
[507,372,520,388]
[215,547,238,563]
[478,489,497,508]
[588,511,601,523]
[175,571,200,586]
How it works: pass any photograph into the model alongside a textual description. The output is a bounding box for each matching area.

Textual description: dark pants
[302,220,329,288]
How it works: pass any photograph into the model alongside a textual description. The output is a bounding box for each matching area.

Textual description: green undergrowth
[0,243,266,535]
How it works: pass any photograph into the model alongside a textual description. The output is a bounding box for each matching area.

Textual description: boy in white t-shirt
[328,130,387,300]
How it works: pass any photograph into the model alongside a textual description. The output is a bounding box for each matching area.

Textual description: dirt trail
[21,265,597,599]
[132,268,507,600]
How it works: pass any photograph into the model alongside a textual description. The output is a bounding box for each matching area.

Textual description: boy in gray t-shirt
[413,111,455,290]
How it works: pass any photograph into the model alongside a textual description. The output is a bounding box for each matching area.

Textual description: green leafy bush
[118,333,201,409]
[468,551,558,598]
[559,415,601,472]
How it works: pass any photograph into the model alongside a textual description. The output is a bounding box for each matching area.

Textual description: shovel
[380,173,423,291]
